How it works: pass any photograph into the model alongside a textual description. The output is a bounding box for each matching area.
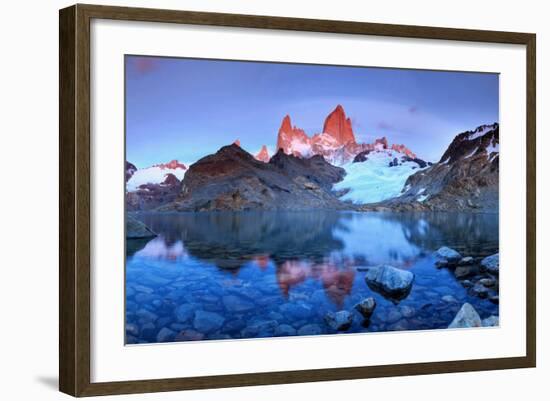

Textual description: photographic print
[124,55,500,345]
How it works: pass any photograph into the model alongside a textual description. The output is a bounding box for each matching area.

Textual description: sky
[125,55,499,167]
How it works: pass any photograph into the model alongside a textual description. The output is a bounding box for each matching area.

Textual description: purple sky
[125,55,499,167]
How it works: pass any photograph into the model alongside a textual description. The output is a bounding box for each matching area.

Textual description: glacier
[334,150,426,204]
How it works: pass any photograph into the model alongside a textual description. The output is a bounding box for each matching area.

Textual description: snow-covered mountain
[126,160,187,191]
[275,104,417,166]
[274,104,425,203]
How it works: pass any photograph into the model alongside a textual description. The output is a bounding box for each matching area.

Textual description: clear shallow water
[125,211,499,344]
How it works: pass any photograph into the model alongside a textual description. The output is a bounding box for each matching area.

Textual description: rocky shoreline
[125,241,499,343]
[317,247,499,333]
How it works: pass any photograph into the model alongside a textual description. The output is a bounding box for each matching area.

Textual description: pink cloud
[132,57,159,74]
[377,121,394,130]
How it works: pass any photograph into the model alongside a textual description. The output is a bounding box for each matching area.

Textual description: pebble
[275,324,297,336]
[297,324,323,336]
[355,297,377,318]
[156,327,176,342]
[324,311,353,331]
[442,295,458,303]
[193,310,225,333]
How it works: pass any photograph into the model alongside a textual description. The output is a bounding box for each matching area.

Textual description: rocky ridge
[158,144,350,212]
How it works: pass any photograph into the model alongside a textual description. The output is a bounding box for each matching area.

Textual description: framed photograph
[59,4,536,397]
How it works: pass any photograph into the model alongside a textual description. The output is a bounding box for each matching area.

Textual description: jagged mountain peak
[322,104,356,145]
[439,123,499,164]
[255,145,270,163]
[274,105,418,165]
[153,159,187,170]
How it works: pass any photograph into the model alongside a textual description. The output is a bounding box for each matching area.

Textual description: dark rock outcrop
[126,215,156,239]
[126,161,137,182]
[159,144,350,212]
[352,149,371,163]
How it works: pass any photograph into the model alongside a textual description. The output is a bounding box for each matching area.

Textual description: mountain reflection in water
[126,211,499,344]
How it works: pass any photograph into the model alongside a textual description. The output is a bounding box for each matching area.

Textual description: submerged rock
[364,265,414,299]
[242,319,278,338]
[399,305,416,318]
[325,311,353,331]
[480,253,499,275]
[222,295,255,313]
[448,303,482,328]
[355,297,377,318]
[461,279,474,288]
[470,283,489,298]
[435,247,462,264]
[297,324,323,336]
[126,216,156,239]
[458,256,474,266]
[193,310,225,333]
[386,309,403,324]
[454,265,472,278]
[275,324,297,336]
[279,303,314,319]
[174,304,195,323]
[156,327,176,342]
[482,316,499,327]
[479,278,496,287]
[125,323,139,337]
[174,329,205,342]
[442,295,458,303]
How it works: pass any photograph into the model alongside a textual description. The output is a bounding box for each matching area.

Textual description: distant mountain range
[125,105,498,213]
[275,104,416,165]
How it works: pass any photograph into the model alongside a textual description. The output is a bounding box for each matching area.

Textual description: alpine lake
[125,211,499,344]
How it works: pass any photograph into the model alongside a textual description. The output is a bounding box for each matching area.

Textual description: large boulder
[448,303,482,328]
[364,265,414,299]
[480,253,499,275]
[324,310,353,331]
[435,246,462,264]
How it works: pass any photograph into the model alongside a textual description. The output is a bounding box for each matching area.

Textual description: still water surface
[126,211,499,344]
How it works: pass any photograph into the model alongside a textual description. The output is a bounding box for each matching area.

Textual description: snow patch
[464,147,479,159]
[468,125,495,141]
[417,194,429,203]
[486,142,499,155]
[127,165,187,191]
[290,138,313,157]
